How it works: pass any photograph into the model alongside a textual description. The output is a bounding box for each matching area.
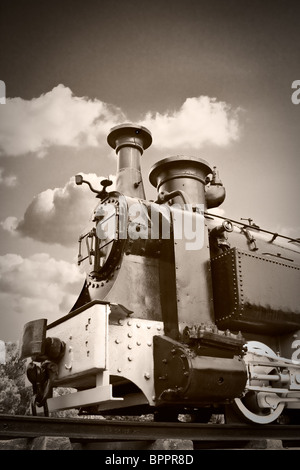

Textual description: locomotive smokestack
[107,123,152,199]
[149,155,213,208]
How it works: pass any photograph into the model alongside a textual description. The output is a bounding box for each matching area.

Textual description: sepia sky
[0,0,299,340]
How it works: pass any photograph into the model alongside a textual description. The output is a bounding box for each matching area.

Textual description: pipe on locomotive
[107,123,152,199]
[149,155,212,208]
[107,122,225,209]
[149,150,225,209]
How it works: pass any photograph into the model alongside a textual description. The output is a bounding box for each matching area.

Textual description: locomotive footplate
[153,335,247,406]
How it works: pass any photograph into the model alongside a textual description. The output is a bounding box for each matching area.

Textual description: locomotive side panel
[211,247,300,334]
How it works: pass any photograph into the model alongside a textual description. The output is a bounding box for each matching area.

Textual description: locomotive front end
[20,122,300,424]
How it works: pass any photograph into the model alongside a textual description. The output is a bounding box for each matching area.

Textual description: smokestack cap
[107,123,152,154]
[149,155,212,190]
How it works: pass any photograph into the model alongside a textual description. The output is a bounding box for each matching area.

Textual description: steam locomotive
[21,123,300,424]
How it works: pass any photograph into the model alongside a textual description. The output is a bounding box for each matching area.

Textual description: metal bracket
[46,371,123,412]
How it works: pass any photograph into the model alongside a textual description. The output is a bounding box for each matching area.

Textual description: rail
[0,414,300,449]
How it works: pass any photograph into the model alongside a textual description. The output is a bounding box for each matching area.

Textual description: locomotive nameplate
[47,303,109,387]
[211,248,300,334]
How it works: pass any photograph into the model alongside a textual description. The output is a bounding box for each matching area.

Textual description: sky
[0,0,299,341]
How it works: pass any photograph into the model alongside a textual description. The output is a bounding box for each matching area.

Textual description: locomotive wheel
[232,341,286,424]
[233,392,285,424]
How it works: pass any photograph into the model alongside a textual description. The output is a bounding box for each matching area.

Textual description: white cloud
[0,168,17,187]
[0,216,18,234]
[141,96,240,149]
[0,84,125,157]
[0,86,241,158]
[1,173,116,246]
[0,253,85,341]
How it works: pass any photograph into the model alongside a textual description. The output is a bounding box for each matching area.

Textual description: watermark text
[0,80,5,104]
[95,200,205,251]
[291,80,300,105]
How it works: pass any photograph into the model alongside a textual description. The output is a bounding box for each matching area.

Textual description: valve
[209,220,233,253]
[211,220,233,236]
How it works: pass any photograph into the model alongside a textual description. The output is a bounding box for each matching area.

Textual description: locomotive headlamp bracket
[75,174,113,199]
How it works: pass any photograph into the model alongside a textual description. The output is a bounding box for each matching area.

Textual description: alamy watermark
[292,339,300,362]
[95,199,205,251]
[0,340,6,364]
[0,80,6,104]
[291,80,300,105]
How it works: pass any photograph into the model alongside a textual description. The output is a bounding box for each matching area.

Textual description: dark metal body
[211,247,300,334]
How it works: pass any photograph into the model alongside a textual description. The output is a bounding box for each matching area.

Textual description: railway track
[0,414,300,449]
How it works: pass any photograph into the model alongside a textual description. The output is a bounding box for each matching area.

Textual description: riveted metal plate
[47,303,109,387]
[211,248,300,334]
[171,207,214,326]
[108,317,164,405]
